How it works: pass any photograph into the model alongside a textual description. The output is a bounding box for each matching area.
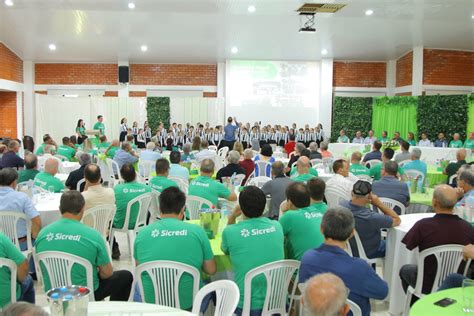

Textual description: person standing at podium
[93,115,105,138]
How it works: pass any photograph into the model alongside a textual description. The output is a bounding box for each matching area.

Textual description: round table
[427,166,448,187]
[410,288,469,316]
[44,301,194,315]
[35,193,61,227]
[384,213,435,315]
[61,161,80,174]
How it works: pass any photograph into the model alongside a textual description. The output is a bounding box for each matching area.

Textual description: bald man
[400,185,474,296]
[293,156,317,183]
[34,158,65,192]
[444,148,467,186]
[302,273,349,316]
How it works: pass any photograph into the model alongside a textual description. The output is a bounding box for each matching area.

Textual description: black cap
[352,180,372,196]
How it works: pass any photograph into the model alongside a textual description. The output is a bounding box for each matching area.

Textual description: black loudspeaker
[118,66,129,84]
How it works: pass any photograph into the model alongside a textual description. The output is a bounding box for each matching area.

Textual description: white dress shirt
[326,174,355,200]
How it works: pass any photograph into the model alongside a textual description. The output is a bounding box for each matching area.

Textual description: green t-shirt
[369,162,404,180]
[98,142,111,150]
[289,167,318,177]
[293,173,316,183]
[18,169,39,183]
[407,139,417,146]
[34,172,65,193]
[350,163,370,176]
[76,126,86,136]
[134,218,214,309]
[57,145,76,161]
[149,176,178,193]
[35,218,110,291]
[93,122,105,135]
[113,182,151,229]
[35,143,46,155]
[379,137,389,143]
[106,146,119,158]
[279,202,327,260]
[221,217,284,309]
[337,135,349,143]
[0,233,25,308]
[188,176,231,207]
[449,140,463,148]
[464,139,474,149]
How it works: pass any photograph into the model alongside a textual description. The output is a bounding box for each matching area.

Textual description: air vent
[297,3,346,13]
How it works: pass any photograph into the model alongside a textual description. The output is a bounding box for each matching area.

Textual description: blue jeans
[438,274,467,291]
[19,275,35,304]
[19,240,35,274]
[234,307,263,316]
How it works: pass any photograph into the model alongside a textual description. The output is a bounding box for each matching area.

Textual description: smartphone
[433,297,456,307]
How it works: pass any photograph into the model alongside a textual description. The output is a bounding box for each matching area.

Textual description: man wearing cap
[341,180,401,259]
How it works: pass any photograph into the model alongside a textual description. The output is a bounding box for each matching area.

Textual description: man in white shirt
[195,140,217,163]
[168,151,189,183]
[352,131,364,144]
[139,142,161,162]
[418,132,432,147]
[364,130,377,145]
[326,159,355,200]
[81,164,115,211]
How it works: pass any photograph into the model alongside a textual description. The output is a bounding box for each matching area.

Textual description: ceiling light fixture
[321,49,328,55]
[4,0,13,6]
[140,45,148,52]
[48,44,56,51]
[365,9,374,16]
[63,94,79,98]
[471,14,474,19]
[231,46,238,54]
[128,2,135,9]
[248,5,256,13]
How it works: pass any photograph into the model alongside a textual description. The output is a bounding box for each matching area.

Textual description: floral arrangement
[382,140,400,151]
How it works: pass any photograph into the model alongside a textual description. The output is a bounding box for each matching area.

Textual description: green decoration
[372,96,418,140]
[146,97,170,132]
[467,94,474,134]
[417,95,468,141]
[331,97,373,142]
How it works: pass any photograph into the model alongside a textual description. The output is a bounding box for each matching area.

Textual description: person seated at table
[222,186,284,315]
[35,134,57,156]
[113,142,138,171]
[56,137,76,161]
[443,149,467,186]
[181,143,195,162]
[280,182,324,260]
[0,140,24,170]
[341,180,401,259]
[434,132,448,148]
[105,139,120,159]
[195,140,217,163]
[399,185,474,300]
[35,191,133,301]
[406,132,417,146]
[254,144,275,177]
[319,141,333,158]
[372,161,410,214]
[394,141,411,164]
[299,207,388,316]
[308,142,322,160]
[301,273,350,316]
[379,130,389,143]
[262,161,293,220]
[34,158,65,193]
[352,131,364,144]
[139,142,161,162]
[293,156,317,182]
[188,159,237,209]
[449,133,463,148]
[112,164,151,259]
[392,131,403,144]
[402,148,427,177]
[0,232,35,309]
[97,135,111,151]
[18,154,39,183]
[418,132,432,147]
[239,149,255,184]
[326,159,354,201]
[362,141,382,163]
[216,150,245,183]
[134,187,216,310]
[81,164,115,211]
[284,134,297,154]
[364,130,377,145]
[349,151,369,176]
[286,143,305,174]
[457,168,474,204]
[369,148,404,181]
[337,130,349,143]
[168,151,189,183]
[464,132,474,149]
[149,159,178,193]
[65,153,90,192]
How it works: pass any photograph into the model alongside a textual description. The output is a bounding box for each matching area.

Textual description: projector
[299,27,316,33]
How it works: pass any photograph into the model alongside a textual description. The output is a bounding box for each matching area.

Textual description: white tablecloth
[55,173,68,183]
[384,213,435,315]
[61,161,80,174]
[35,193,61,227]
[328,143,368,159]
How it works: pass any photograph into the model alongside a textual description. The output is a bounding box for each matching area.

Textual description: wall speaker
[118,66,129,84]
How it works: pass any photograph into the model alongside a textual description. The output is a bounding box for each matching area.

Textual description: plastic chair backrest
[364,159,382,168]
[310,158,323,167]
[191,280,240,316]
[244,171,255,186]
[169,176,189,194]
[105,158,122,181]
[0,258,17,306]
[218,147,229,158]
[149,190,161,223]
[379,197,406,215]
[76,178,85,192]
[404,169,425,184]
[255,161,272,177]
[135,260,200,309]
[34,250,95,301]
[81,204,116,238]
[356,174,373,182]
[247,176,272,189]
[186,196,214,220]
[139,160,155,179]
[348,230,370,261]
[208,145,218,152]
[348,299,362,316]
[0,211,32,253]
[123,193,153,232]
[243,259,300,316]
[324,186,348,208]
[448,174,457,185]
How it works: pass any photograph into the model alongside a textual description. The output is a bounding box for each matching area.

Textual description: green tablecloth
[410,288,471,316]
[411,188,434,206]
[427,166,448,187]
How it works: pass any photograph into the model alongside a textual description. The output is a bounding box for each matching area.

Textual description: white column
[412,46,424,96]
[386,60,396,96]
[23,61,35,137]
[118,61,129,97]
[320,58,334,137]
[217,62,225,98]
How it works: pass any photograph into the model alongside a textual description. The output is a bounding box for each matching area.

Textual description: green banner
[372,96,418,139]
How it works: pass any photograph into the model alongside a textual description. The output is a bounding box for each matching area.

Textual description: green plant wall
[331,96,373,142]
[467,94,474,134]
[146,97,170,132]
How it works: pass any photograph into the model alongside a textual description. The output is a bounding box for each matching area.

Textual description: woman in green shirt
[76,119,87,145]
[406,132,417,146]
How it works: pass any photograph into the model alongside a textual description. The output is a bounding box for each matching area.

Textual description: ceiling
[0,0,473,63]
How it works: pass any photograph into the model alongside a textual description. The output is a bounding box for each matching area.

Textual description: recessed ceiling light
[321,49,328,55]
[471,14,474,19]
[248,5,256,13]
[48,44,56,51]
[128,2,135,9]
[365,9,374,16]
[140,45,148,52]
[231,46,239,54]
[4,0,13,6]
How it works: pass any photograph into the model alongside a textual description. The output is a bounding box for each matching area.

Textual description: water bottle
[230,172,237,189]
[219,209,230,234]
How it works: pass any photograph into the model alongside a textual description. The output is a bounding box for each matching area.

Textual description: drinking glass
[48,186,55,199]
[40,189,46,199]
[463,279,474,312]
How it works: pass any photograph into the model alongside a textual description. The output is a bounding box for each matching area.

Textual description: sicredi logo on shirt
[151,229,188,238]
[304,212,323,219]
[240,226,276,238]
[46,232,81,242]
[123,188,147,194]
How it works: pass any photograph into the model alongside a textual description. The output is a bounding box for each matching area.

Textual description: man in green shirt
[97,135,111,151]
[93,115,105,136]
[18,154,40,183]
[57,136,77,161]
[379,130,389,143]
[222,186,284,314]
[106,139,120,158]
[149,159,178,193]
[188,159,237,208]
[134,187,216,310]
[112,163,151,259]
[34,158,65,192]
[280,182,325,260]
[370,148,405,181]
[464,132,474,149]
[35,134,57,156]
[449,133,464,148]
[293,156,317,182]
[35,191,133,301]
[349,151,370,176]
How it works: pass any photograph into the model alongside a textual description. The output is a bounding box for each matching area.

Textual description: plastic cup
[463,279,474,312]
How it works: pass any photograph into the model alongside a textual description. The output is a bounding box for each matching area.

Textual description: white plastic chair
[243,260,300,316]
[246,176,272,189]
[185,196,214,220]
[398,160,411,167]
[218,147,229,158]
[377,197,406,215]
[105,158,123,183]
[448,174,457,185]
[34,250,95,301]
[310,158,323,168]
[244,171,255,186]
[324,186,348,208]
[134,260,200,309]
[138,160,156,180]
[192,280,240,316]
[149,190,161,223]
[404,169,425,185]
[347,231,383,267]
[403,244,470,316]
[0,258,17,306]
[76,178,85,191]
[348,299,362,316]
[208,145,218,152]
[0,212,33,259]
[364,159,382,168]
[214,155,226,171]
[255,161,272,177]
[109,193,152,258]
[222,174,246,188]
[81,204,116,238]
[169,176,189,194]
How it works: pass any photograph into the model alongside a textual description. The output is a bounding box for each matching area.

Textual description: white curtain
[170,97,225,126]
